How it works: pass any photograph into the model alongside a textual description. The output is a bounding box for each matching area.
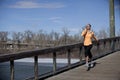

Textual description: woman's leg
[84,46,89,67]
[88,45,93,66]
[85,56,89,66]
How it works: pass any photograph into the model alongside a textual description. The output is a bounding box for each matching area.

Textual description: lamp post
[110,0,115,37]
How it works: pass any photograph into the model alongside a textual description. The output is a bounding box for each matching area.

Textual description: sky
[0,0,120,35]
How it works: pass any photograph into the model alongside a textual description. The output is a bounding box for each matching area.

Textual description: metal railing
[0,37,120,80]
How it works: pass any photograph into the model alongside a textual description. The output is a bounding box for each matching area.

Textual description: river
[0,58,79,80]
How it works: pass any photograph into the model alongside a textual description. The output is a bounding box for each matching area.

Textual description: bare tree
[12,32,23,43]
[0,32,8,42]
[97,29,108,39]
[0,32,8,53]
[73,33,80,42]
[54,32,60,41]
[47,31,54,44]
[35,30,47,47]
[23,30,34,43]
[49,31,60,46]
[61,27,70,45]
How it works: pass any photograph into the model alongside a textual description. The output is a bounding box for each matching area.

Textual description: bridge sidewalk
[46,51,120,80]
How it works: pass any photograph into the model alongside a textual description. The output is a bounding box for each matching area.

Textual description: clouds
[8,1,65,9]
[48,17,63,23]
[69,28,80,32]
[49,17,62,20]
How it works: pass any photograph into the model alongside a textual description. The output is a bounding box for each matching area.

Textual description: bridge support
[67,49,71,67]
[10,60,14,80]
[34,56,38,80]
[53,52,57,73]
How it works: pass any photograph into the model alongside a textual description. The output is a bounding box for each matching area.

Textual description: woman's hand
[81,28,88,37]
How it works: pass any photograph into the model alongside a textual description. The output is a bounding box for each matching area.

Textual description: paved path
[46,51,120,80]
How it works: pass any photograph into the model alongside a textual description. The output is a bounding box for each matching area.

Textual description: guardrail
[0,37,120,80]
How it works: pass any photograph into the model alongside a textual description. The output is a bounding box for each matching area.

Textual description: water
[0,62,67,80]
[0,58,79,80]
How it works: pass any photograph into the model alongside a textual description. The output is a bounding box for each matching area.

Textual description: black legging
[84,45,93,59]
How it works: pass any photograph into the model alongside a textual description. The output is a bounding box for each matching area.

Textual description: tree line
[0,27,120,49]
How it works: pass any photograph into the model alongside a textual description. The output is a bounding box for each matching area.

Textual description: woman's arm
[81,29,87,37]
[93,35,98,41]
[92,32,98,41]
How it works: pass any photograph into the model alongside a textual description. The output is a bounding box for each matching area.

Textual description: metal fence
[0,37,120,80]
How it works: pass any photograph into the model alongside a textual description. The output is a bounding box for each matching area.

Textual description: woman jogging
[81,24,98,70]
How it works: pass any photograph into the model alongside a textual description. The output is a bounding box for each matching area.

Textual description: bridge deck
[46,51,120,80]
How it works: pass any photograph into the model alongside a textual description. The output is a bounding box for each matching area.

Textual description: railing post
[114,39,116,50]
[10,60,14,80]
[103,41,107,53]
[67,49,71,67]
[111,40,115,51]
[118,39,120,49]
[53,52,57,74]
[34,56,38,80]
[97,43,100,56]
[103,41,106,48]
[79,46,83,62]
[116,39,118,49]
